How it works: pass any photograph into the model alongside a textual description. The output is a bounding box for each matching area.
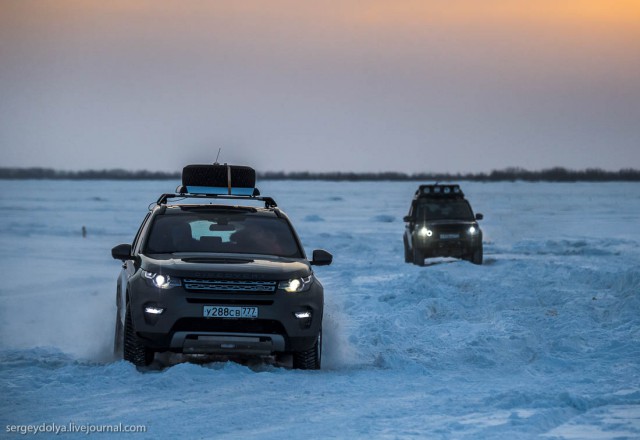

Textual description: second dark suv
[403,184,483,266]
[111,165,332,369]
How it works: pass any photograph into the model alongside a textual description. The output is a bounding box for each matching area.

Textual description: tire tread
[123,305,154,367]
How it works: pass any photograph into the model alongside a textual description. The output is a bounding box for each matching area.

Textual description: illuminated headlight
[279,275,314,293]
[142,271,181,289]
[468,226,477,234]
[418,227,433,237]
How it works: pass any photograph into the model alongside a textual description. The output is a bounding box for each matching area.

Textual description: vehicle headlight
[279,275,314,293]
[418,226,433,237]
[143,271,181,289]
[468,226,477,235]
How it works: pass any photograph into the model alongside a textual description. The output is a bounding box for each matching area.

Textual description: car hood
[139,253,311,280]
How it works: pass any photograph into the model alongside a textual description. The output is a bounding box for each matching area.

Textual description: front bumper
[413,232,481,258]
[128,273,323,355]
[173,332,287,356]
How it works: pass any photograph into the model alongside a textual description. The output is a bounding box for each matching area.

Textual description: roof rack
[156,191,277,209]
[415,184,465,199]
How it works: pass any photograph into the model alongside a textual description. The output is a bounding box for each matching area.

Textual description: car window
[416,200,474,221]
[144,212,302,258]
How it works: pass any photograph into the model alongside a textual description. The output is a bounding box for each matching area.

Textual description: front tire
[293,329,322,370]
[123,303,154,367]
[113,310,123,358]
[403,238,412,263]
[471,246,483,265]
[413,246,425,266]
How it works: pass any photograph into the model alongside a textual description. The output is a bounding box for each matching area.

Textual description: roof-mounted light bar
[416,184,464,198]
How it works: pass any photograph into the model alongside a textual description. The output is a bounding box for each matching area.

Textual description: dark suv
[403,184,483,266]
[111,165,332,369]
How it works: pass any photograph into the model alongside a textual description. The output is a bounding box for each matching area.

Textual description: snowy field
[1,179,639,439]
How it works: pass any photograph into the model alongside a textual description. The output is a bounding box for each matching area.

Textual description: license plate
[440,233,459,240]
[203,306,258,319]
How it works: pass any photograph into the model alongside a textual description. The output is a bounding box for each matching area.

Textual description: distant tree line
[0,168,180,180]
[1,166,639,182]
[260,167,640,182]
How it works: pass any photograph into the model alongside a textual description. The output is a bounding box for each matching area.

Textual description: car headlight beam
[143,271,181,289]
[279,275,314,293]
[418,226,433,237]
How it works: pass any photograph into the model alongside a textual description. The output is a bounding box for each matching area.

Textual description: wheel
[412,246,425,266]
[471,246,483,265]
[123,303,154,367]
[403,238,411,263]
[293,329,322,370]
[113,310,123,358]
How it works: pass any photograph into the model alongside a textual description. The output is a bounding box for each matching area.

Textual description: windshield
[416,200,474,221]
[144,211,302,258]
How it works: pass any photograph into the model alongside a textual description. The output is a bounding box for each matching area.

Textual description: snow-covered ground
[1,180,639,439]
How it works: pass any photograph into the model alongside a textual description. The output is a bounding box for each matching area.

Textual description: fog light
[145,307,165,315]
[294,311,312,319]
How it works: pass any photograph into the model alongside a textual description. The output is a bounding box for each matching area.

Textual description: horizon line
[0,166,639,182]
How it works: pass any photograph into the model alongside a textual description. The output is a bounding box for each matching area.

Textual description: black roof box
[182,164,256,196]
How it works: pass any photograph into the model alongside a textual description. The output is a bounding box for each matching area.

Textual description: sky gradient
[1,0,639,173]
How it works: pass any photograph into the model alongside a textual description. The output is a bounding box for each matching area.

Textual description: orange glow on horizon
[353,0,640,27]
[6,0,640,27]
[2,0,638,61]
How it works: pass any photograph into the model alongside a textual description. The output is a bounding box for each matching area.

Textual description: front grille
[184,278,277,293]
[186,298,274,306]
[171,318,286,335]
[431,225,465,234]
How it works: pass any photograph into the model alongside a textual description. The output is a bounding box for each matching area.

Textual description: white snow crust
[1,180,639,439]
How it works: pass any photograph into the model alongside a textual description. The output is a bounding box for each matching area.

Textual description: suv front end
[111,164,332,369]
[403,184,484,266]
[128,255,324,358]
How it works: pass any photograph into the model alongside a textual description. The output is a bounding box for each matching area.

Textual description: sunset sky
[1,0,639,173]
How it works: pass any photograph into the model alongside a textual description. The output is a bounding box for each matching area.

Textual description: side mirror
[475,213,484,220]
[403,215,413,223]
[112,243,132,261]
[310,249,332,266]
